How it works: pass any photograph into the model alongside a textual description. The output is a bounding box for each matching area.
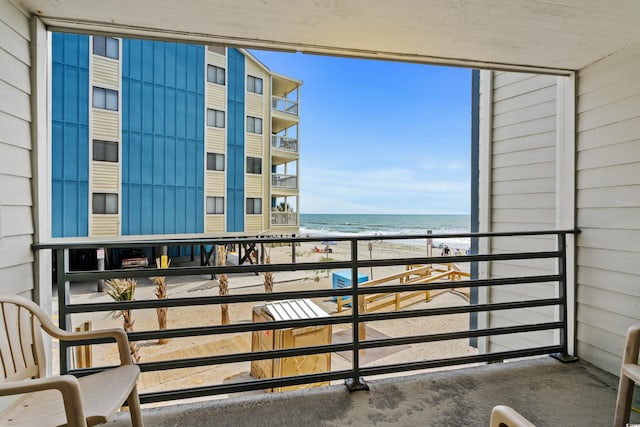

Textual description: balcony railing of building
[271,135,298,153]
[272,173,298,189]
[271,210,298,225]
[272,96,298,116]
[33,229,576,405]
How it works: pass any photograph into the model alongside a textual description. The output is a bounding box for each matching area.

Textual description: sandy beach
[58,240,475,400]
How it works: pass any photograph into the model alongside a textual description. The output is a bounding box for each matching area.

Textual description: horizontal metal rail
[70,322,564,379]
[359,346,564,377]
[51,251,560,283]
[33,228,578,250]
[60,273,561,318]
[141,369,351,404]
[36,229,577,403]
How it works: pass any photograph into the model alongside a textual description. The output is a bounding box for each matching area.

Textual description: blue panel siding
[122,40,205,235]
[154,86,165,134]
[226,49,245,232]
[51,33,90,237]
[153,135,165,183]
[152,186,165,233]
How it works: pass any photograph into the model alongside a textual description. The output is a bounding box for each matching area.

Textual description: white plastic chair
[490,405,535,427]
[0,294,143,426]
[614,325,640,427]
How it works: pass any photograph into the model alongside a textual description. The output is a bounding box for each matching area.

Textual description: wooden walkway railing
[337,263,471,314]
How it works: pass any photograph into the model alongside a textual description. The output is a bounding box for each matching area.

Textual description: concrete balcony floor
[107,357,640,426]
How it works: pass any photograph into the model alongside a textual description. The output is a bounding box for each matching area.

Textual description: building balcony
[272,135,298,153]
[271,210,298,225]
[272,173,298,190]
[35,230,617,427]
[272,96,299,116]
[271,73,301,133]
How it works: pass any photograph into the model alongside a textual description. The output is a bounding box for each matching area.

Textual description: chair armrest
[490,405,535,427]
[17,296,134,365]
[53,328,134,365]
[0,375,87,426]
[0,374,79,396]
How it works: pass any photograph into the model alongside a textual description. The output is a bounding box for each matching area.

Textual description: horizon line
[299,212,471,216]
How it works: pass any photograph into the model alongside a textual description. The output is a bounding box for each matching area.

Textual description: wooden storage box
[250,299,332,392]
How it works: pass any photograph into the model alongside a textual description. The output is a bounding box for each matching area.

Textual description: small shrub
[104,278,140,362]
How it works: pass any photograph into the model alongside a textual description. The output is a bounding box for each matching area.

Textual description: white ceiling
[16,0,640,73]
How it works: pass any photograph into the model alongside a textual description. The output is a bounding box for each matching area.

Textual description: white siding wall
[206,127,225,150]
[245,57,267,233]
[245,215,261,232]
[91,162,119,192]
[206,171,225,194]
[246,134,262,157]
[245,174,261,196]
[207,84,225,108]
[92,56,119,88]
[90,216,119,236]
[92,109,120,140]
[90,45,121,237]
[205,48,227,233]
[0,0,34,298]
[482,71,560,351]
[205,215,225,234]
[262,74,271,232]
[247,93,262,116]
[575,43,640,375]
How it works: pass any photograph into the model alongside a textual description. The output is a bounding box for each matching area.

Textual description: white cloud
[418,160,466,171]
[300,166,469,214]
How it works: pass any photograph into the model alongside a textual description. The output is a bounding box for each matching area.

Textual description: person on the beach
[442,245,450,256]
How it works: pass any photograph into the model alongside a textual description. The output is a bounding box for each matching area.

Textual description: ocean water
[299,214,471,249]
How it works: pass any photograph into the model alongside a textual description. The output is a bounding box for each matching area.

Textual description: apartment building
[51,33,301,240]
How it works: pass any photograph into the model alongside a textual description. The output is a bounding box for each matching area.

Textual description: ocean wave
[298,227,471,250]
[298,214,471,249]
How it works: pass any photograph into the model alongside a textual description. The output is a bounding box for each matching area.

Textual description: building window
[207,109,225,128]
[247,116,262,134]
[247,75,263,94]
[93,36,119,60]
[207,153,225,171]
[206,196,224,214]
[93,140,118,162]
[93,87,118,111]
[207,65,225,85]
[93,193,118,214]
[246,198,262,215]
[246,157,262,174]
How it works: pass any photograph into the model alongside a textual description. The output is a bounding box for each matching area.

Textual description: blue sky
[250,50,472,215]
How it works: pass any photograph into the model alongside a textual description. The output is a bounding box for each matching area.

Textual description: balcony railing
[272,96,298,115]
[271,210,298,225]
[271,135,298,153]
[272,173,298,189]
[33,229,575,405]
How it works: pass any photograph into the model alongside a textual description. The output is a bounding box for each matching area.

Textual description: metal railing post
[551,232,578,363]
[558,232,567,354]
[56,247,70,374]
[345,238,369,391]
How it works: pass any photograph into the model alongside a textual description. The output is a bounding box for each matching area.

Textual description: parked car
[120,249,149,268]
